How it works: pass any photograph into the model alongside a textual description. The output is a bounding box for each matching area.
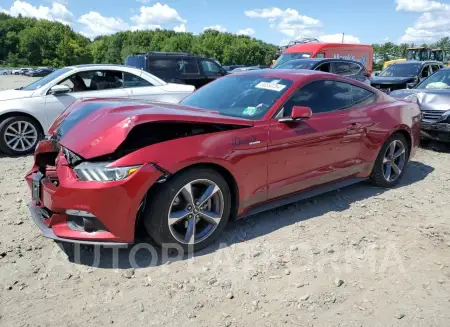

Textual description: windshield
[180,75,293,120]
[416,69,450,89]
[22,68,73,91]
[275,60,315,70]
[273,53,313,68]
[379,63,421,77]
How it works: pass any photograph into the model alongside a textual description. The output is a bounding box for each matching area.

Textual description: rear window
[275,60,315,70]
[273,53,313,68]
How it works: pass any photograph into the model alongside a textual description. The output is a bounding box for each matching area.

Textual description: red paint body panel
[26,71,421,244]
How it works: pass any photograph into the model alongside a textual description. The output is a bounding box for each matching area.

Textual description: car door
[267,79,374,199]
[177,58,204,89]
[44,69,129,128]
[199,59,226,87]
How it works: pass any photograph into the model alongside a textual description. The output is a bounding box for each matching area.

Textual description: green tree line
[2,13,450,68]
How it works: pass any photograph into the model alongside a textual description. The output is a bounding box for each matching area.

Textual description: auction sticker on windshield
[255,81,287,92]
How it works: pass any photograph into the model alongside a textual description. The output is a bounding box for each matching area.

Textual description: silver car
[0,64,195,155]
[390,67,450,142]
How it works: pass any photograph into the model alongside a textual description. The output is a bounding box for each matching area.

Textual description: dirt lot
[0,75,40,91]
[1,76,450,327]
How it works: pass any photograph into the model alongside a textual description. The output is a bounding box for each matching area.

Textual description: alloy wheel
[382,139,406,182]
[3,120,38,153]
[168,179,224,245]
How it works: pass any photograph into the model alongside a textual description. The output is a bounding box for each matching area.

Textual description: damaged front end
[391,89,450,142]
[25,99,253,245]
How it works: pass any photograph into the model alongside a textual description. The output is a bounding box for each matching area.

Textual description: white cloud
[203,24,227,32]
[318,34,360,44]
[78,11,131,38]
[2,1,73,25]
[174,23,186,32]
[395,0,449,12]
[131,3,186,30]
[397,0,450,43]
[245,7,321,39]
[246,7,360,44]
[237,27,255,36]
[78,3,186,38]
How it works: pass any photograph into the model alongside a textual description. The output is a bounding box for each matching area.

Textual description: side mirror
[279,106,312,123]
[49,84,70,95]
[374,72,379,76]
[406,82,416,89]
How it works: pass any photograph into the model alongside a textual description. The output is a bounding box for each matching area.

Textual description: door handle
[347,122,362,130]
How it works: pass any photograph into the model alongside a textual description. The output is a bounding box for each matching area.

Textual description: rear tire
[0,116,42,156]
[144,167,231,253]
[370,133,409,188]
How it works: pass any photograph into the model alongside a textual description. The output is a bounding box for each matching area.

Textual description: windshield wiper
[15,87,23,90]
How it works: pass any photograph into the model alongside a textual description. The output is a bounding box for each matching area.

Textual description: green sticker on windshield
[243,107,257,116]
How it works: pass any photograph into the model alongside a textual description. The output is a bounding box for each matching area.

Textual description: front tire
[144,167,231,253]
[0,116,42,155]
[370,133,409,188]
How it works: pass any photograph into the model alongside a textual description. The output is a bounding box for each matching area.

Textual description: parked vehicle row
[25,69,420,252]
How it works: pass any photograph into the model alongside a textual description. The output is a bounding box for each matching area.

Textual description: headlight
[73,162,141,182]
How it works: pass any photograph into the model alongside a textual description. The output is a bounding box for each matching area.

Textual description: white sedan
[0,64,195,155]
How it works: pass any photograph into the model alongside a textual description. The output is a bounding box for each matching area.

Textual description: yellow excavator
[382,46,450,69]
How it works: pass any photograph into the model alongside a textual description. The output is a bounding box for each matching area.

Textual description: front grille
[422,110,444,123]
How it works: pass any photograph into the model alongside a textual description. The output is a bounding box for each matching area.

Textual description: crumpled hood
[0,89,34,101]
[389,88,450,112]
[371,76,415,85]
[51,98,254,159]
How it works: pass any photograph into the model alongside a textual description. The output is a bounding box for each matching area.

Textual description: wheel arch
[385,125,412,156]
[0,111,45,134]
[134,161,240,239]
[168,162,240,220]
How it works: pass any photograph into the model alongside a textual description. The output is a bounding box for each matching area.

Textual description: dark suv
[371,60,445,94]
[125,52,227,88]
[273,58,371,85]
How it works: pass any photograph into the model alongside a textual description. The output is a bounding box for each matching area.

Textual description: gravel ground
[1,76,450,327]
[0,75,40,91]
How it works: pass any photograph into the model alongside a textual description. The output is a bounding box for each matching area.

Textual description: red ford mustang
[25,70,421,252]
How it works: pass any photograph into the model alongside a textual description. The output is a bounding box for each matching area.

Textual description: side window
[201,60,222,75]
[281,80,353,116]
[177,59,200,75]
[333,62,352,75]
[431,65,441,72]
[315,53,325,58]
[123,73,153,88]
[57,70,123,92]
[421,66,430,78]
[351,85,376,106]
[149,59,177,71]
[349,63,361,75]
[316,63,331,72]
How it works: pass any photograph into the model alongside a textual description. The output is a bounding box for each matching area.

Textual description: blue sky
[1,0,450,45]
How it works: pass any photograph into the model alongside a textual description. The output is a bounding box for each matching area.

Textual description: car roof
[392,60,443,66]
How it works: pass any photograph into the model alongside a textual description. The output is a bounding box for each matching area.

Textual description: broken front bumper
[421,121,450,142]
[25,142,164,245]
